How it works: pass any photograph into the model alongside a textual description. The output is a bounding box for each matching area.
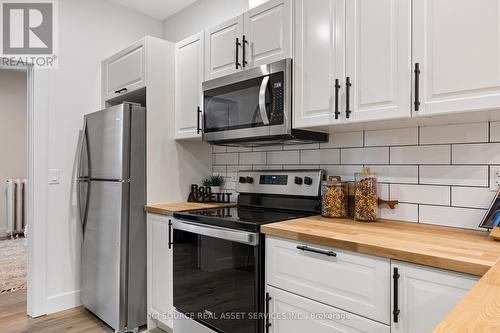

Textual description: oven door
[172,219,263,333]
[203,59,291,144]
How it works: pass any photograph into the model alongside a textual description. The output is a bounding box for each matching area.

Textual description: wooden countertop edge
[261,226,490,276]
[144,202,236,215]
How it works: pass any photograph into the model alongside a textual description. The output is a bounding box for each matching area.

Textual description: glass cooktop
[173,206,312,232]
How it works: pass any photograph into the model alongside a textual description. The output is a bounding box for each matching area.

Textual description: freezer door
[81,180,129,331]
[84,104,130,180]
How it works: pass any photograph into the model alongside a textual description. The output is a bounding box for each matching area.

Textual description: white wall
[0,70,27,236]
[44,0,162,313]
[162,0,249,42]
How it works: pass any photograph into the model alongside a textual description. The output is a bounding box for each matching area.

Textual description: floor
[0,290,114,333]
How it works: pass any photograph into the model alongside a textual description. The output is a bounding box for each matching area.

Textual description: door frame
[0,58,49,317]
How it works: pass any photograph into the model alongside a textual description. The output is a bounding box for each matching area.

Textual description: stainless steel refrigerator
[77,103,146,332]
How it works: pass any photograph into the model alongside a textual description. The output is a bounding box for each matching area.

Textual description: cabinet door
[391,261,478,333]
[147,214,173,330]
[175,32,204,140]
[267,286,390,333]
[205,16,243,80]
[413,0,500,115]
[243,0,292,68]
[293,0,345,128]
[102,39,146,101]
[266,237,390,324]
[345,0,411,122]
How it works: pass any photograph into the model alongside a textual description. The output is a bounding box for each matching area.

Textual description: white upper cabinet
[346,0,411,122]
[204,16,243,80]
[205,0,292,81]
[243,0,292,68]
[293,0,346,128]
[175,32,204,140]
[413,0,500,116]
[391,261,477,333]
[102,39,146,101]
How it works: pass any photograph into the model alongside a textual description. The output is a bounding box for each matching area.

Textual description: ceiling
[108,0,198,20]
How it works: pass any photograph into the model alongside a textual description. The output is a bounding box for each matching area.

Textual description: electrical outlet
[492,167,500,191]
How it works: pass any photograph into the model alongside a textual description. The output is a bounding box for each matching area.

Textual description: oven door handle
[173,219,260,246]
[259,75,271,125]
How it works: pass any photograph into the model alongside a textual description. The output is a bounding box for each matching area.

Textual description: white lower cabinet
[390,260,478,333]
[266,286,390,333]
[147,213,173,332]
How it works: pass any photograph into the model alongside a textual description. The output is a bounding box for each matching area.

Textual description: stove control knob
[239,176,247,184]
[294,176,303,185]
[245,176,254,184]
[304,176,313,185]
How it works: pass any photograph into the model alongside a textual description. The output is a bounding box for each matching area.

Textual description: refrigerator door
[81,180,129,331]
[84,104,131,180]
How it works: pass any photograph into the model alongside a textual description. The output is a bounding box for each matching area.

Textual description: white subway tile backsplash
[390,184,450,206]
[320,131,363,149]
[212,122,499,230]
[419,205,486,230]
[320,165,362,181]
[453,143,500,164]
[341,147,389,164]
[379,203,418,222]
[267,150,300,164]
[390,145,451,164]
[420,123,488,145]
[239,152,266,165]
[452,187,496,209]
[365,128,418,147]
[214,152,238,165]
[301,149,340,164]
[419,165,488,187]
[367,165,418,184]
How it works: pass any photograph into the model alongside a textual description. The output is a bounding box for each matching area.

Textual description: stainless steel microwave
[202,58,327,146]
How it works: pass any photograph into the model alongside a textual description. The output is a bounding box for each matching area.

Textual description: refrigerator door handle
[77,179,90,236]
[77,120,89,179]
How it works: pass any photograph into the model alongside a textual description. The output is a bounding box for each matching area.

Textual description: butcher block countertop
[261,216,500,276]
[144,202,235,215]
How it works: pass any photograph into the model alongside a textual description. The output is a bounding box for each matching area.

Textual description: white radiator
[5,179,27,236]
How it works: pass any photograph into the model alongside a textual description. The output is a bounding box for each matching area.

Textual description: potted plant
[202,174,225,194]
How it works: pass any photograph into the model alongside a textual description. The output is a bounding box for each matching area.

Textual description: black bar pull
[334,79,341,120]
[345,77,352,118]
[235,38,241,69]
[297,245,337,257]
[114,87,128,94]
[393,267,400,323]
[414,63,421,111]
[197,106,202,134]
[168,219,173,249]
[242,35,248,67]
[265,292,272,333]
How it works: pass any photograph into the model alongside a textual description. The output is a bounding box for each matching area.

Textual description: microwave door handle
[259,76,271,125]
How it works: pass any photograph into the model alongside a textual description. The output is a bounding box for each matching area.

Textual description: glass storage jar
[321,176,348,218]
[354,167,378,222]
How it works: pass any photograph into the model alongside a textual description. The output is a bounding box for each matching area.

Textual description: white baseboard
[46,290,81,314]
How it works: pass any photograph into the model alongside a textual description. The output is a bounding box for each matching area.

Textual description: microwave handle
[259,76,271,125]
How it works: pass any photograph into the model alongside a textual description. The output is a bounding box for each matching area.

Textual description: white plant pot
[210,186,221,194]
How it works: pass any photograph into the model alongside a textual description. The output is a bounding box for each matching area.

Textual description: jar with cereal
[321,176,348,218]
[354,168,378,222]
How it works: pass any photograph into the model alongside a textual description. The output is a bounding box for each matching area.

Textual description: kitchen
[1,0,500,333]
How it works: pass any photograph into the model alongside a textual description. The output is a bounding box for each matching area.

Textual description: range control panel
[236,170,325,197]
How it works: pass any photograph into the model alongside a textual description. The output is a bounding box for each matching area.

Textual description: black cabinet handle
[168,219,173,249]
[297,245,337,257]
[265,292,272,333]
[414,63,420,111]
[114,87,128,94]
[242,35,248,67]
[235,38,241,69]
[334,79,341,120]
[345,77,352,119]
[393,267,400,323]
[197,106,202,134]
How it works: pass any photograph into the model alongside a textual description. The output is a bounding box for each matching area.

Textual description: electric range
[171,169,325,333]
